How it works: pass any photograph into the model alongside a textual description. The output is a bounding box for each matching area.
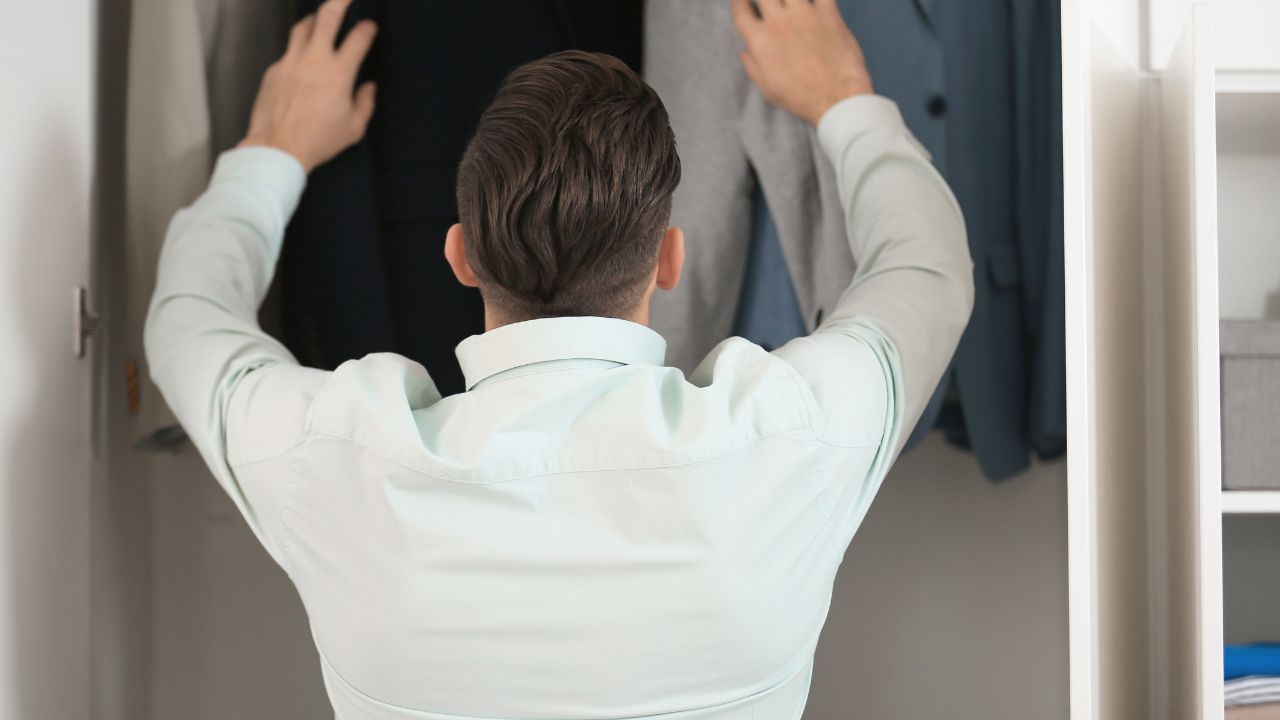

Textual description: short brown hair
[456,50,682,321]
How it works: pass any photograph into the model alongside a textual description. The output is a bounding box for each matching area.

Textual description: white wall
[806,434,1069,719]
[1216,93,1280,321]
[1217,154,1280,320]
[0,2,95,718]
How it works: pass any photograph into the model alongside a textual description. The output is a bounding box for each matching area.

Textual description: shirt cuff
[208,145,308,218]
[816,94,930,164]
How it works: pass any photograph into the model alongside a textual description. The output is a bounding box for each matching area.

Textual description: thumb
[351,81,377,135]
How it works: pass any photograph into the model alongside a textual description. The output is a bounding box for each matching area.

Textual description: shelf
[1222,491,1280,514]
[1217,71,1280,95]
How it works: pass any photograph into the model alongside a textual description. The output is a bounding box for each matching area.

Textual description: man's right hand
[238,0,378,174]
[731,0,874,127]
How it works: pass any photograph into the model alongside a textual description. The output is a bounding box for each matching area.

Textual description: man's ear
[444,224,480,288]
[655,227,684,291]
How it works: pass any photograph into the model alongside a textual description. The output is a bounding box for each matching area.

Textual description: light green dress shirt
[145,94,973,720]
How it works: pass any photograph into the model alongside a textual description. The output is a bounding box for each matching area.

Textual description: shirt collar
[455,316,668,391]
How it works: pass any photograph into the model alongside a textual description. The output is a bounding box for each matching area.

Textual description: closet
[29,0,1280,719]
[92,3,1072,719]
[1153,2,1280,719]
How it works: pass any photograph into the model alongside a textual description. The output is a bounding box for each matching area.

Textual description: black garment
[279,0,644,395]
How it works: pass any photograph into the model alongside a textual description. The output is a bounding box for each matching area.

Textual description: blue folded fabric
[1226,643,1280,680]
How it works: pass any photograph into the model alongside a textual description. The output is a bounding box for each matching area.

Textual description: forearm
[815,95,975,456]
[144,146,306,462]
[146,0,378,415]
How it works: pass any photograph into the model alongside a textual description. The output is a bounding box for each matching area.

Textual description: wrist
[808,77,875,126]
[237,134,314,174]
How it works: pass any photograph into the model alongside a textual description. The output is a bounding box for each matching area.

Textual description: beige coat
[125,0,291,435]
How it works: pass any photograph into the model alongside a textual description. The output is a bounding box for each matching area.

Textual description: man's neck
[482,305,649,332]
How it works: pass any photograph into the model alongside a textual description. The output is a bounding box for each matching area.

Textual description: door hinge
[73,285,99,359]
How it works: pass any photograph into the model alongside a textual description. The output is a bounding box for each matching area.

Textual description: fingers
[731,0,760,39]
[351,80,377,136]
[310,0,354,52]
[815,0,843,22]
[755,0,786,17]
[337,18,378,70]
[286,14,316,57]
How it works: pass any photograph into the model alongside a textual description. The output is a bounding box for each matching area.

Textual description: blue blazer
[736,0,1065,480]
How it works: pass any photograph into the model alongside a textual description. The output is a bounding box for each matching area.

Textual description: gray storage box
[1221,320,1280,490]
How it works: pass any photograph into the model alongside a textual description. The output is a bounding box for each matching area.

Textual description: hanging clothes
[658,0,1066,481]
[125,0,292,436]
[929,0,1067,478]
[1014,0,1068,460]
[733,0,950,454]
[280,0,644,396]
[644,0,862,377]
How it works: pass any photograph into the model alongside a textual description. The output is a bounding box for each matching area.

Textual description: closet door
[0,1,96,718]
[1160,4,1222,720]
[1063,0,1152,717]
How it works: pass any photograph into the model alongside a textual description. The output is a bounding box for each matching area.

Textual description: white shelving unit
[1203,4,1280,719]
[1144,19,1280,718]
[1216,71,1280,95]
[1221,492,1280,515]
[1215,39,1280,520]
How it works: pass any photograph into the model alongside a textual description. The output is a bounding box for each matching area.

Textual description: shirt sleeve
[773,94,975,463]
[144,145,330,567]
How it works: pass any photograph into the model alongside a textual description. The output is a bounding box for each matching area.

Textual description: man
[145,0,974,716]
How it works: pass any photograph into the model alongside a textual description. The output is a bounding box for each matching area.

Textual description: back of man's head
[455,50,682,322]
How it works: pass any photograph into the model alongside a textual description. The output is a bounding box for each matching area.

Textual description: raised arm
[732,0,975,461]
[144,0,380,562]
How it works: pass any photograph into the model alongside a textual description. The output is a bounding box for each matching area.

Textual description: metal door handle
[73,285,99,358]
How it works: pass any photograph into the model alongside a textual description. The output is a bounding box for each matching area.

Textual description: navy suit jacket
[278,0,643,396]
